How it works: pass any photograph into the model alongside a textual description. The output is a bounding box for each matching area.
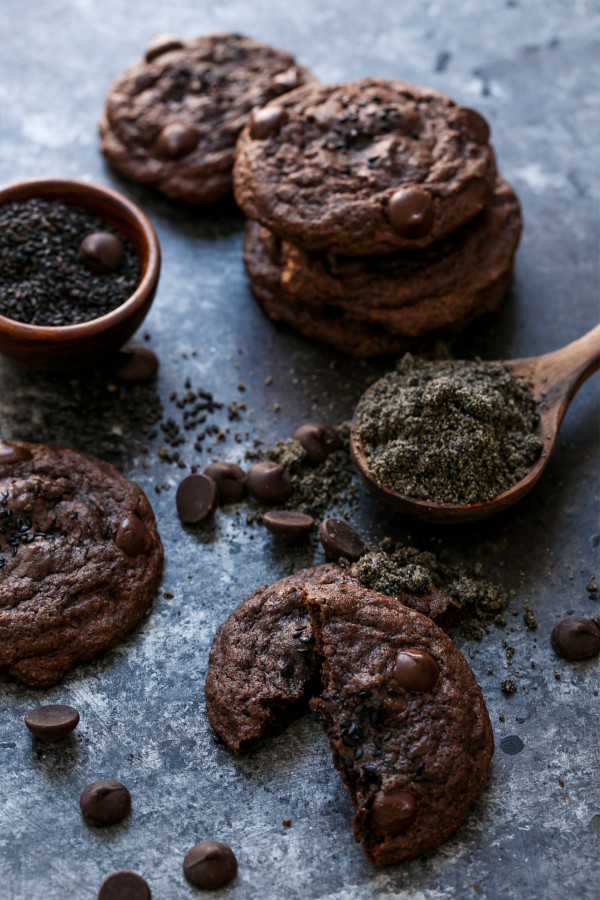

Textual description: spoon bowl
[350,324,600,523]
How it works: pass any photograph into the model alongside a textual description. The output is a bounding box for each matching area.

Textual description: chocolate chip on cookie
[234,78,496,255]
[100,33,312,203]
[0,442,163,687]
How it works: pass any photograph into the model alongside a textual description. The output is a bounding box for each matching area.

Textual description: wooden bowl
[0,177,161,370]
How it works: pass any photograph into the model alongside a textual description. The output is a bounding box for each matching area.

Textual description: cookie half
[100,33,312,203]
[234,78,496,255]
[242,177,520,357]
[0,441,163,686]
[205,564,460,753]
[306,583,494,865]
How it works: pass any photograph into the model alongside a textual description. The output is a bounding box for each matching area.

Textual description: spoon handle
[528,322,600,407]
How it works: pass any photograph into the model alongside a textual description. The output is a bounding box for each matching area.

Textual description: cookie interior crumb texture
[356,355,543,504]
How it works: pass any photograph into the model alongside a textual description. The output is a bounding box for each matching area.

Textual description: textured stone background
[0,1,598,898]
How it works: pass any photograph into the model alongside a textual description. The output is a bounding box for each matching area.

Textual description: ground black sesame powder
[0,198,139,326]
[356,354,543,505]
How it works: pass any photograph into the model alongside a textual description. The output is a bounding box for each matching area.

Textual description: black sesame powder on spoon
[0,198,139,326]
[356,354,543,505]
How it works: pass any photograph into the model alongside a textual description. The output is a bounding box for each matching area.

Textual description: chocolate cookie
[306,583,494,865]
[205,564,460,752]
[0,440,162,687]
[242,177,520,357]
[234,78,496,255]
[100,33,311,203]
[205,564,352,753]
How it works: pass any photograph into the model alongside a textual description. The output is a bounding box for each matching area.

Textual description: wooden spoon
[350,324,600,524]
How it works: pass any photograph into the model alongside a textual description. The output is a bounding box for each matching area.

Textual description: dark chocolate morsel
[79,232,124,274]
[387,187,434,239]
[111,347,159,385]
[459,107,491,144]
[0,442,33,465]
[499,734,524,756]
[370,789,417,836]
[319,518,364,561]
[250,105,287,140]
[80,780,131,827]
[116,516,152,557]
[145,33,184,62]
[24,704,80,741]
[176,474,219,524]
[551,616,600,661]
[98,870,152,900]
[183,840,238,890]
[263,510,314,540]
[393,649,440,692]
[293,423,341,465]
[203,462,246,503]
[156,123,200,159]
[245,461,292,504]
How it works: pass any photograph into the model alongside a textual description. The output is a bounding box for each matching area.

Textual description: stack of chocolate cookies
[234,78,522,357]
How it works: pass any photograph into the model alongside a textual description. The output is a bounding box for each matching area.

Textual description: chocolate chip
[156,123,200,159]
[459,107,491,144]
[145,33,184,62]
[392,649,440,692]
[319,518,364,561]
[183,841,237,890]
[203,462,246,503]
[370,789,417,836]
[98,871,151,900]
[250,105,286,139]
[387,187,434,239]
[79,232,124,274]
[263,510,314,540]
[80,780,131,827]
[499,734,524,755]
[245,461,292,504]
[0,442,32,465]
[293,423,341,465]
[176,473,219,524]
[24,704,79,741]
[111,347,159,385]
[551,616,600,660]
[115,515,152,557]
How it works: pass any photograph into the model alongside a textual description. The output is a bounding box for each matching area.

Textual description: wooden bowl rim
[0,176,161,344]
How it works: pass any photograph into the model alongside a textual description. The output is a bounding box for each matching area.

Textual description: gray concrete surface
[0,1,598,897]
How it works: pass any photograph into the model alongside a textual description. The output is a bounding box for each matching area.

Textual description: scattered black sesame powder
[0,198,139,326]
[350,537,513,640]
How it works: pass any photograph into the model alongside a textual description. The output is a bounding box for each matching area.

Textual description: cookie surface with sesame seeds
[0,440,162,687]
[100,33,312,203]
[234,77,496,255]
